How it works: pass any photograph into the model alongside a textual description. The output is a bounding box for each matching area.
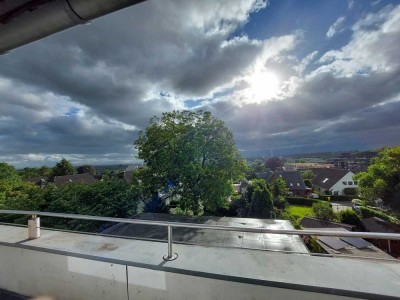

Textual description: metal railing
[1,209,400,261]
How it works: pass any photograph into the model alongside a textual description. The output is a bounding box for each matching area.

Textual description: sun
[248,71,280,102]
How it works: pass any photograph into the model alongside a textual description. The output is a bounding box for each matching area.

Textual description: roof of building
[361,217,400,233]
[312,228,394,260]
[300,217,354,231]
[103,213,309,253]
[311,168,351,189]
[54,173,97,186]
[268,171,308,190]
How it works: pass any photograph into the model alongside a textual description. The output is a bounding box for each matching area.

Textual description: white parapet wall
[0,244,359,300]
[0,225,399,300]
[0,245,127,299]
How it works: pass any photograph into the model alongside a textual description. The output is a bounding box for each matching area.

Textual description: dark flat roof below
[103,213,309,253]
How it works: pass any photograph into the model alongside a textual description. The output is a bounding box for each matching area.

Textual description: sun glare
[248,71,280,102]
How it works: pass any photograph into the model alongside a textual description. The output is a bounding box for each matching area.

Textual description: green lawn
[287,205,313,218]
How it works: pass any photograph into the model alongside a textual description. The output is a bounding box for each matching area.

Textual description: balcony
[0,210,399,300]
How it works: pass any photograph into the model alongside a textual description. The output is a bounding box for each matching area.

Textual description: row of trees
[0,159,140,232]
[0,162,140,232]
[17,159,97,181]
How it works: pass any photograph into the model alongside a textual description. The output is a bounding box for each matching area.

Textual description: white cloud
[326,16,346,38]
[318,5,400,76]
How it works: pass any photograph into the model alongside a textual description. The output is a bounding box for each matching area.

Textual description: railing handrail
[1,209,400,240]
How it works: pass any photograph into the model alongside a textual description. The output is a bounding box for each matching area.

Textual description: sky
[1,0,400,167]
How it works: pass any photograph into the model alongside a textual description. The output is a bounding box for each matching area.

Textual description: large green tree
[271,177,288,210]
[354,146,400,208]
[247,179,274,218]
[135,110,247,214]
[50,158,75,180]
[0,162,21,183]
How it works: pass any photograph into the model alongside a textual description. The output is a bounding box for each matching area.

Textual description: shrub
[330,195,357,202]
[312,202,336,221]
[286,197,327,206]
[338,209,361,227]
[343,187,358,196]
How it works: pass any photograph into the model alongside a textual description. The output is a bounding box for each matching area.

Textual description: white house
[312,169,358,195]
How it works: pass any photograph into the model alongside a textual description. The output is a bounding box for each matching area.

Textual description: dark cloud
[0,1,400,167]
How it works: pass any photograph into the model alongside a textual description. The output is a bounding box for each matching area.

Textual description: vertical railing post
[388,239,392,254]
[28,214,40,239]
[163,225,178,261]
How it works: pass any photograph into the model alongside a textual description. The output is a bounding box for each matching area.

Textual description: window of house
[354,181,358,185]
[348,181,353,185]
[333,191,339,195]
[342,181,347,185]
[289,183,293,186]
[297,183,300,186]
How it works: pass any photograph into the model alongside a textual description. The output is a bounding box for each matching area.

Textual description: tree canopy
[301,170,316,181]
[135,110,247,214]
[0,162,21,183]
[18,166,51,179]
[312,202,335,221]
[354,146,400,209]
[271,177,288,210]
[247,179,274,218]
[50,158,75,179]
[77,165,96,175]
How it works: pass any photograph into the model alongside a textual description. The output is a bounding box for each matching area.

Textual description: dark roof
[313,228,394,260]
[311,168,351,189]
[103,213,309,253]
[268,171,308,191]
[361,217,400,233]
[54,173,96,186]
[300,217,354,231]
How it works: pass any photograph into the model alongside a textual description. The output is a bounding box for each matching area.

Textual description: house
[53,173,97,186]
[331,152,376,173]
[268,171,309,196]
[233,178,250,195]
[311,168,357,195]
[300,217,354,231]
[361,217,400,258]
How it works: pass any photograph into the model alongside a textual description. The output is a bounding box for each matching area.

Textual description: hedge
[286,197,328,207]
[330,195,358,202]
[311,191,330,201]
[358,206,399,223]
